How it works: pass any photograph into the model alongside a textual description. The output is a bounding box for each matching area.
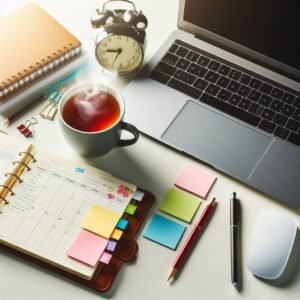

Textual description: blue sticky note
[116,218,128,230]
[143,214,186,250]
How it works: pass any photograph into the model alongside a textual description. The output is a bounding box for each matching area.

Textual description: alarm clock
[91,0,148,74]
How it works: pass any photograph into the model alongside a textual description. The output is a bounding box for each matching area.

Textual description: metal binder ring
[5,173,23,183]
[13,161,31,171]
[0,196,9,204]
[19,151,37,162]
[0,185,15,196]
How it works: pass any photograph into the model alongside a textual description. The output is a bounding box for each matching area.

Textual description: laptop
[123,0,300,208]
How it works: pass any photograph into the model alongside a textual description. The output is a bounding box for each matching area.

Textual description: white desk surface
[0,1,299,299]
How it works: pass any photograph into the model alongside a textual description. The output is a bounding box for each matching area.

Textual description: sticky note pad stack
[143,214,186,250]
[175,165,217,199]
[159,188,201,223]
[67,230,108,267]
[81,205,120,239]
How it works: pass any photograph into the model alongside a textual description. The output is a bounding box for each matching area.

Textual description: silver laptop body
[123,0,300,207]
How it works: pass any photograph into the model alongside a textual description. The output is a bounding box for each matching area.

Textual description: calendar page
[0,134,136,279]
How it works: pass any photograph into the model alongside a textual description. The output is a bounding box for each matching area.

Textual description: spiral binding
[5,173,23,183]
[19,151,37,162]
[0,185,15,196]
[0,44,82,98]
[0,149,36,212]
[0,196,9,205]
[12,161,31,171]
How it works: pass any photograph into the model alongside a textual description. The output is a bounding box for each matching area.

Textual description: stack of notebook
[0,3,87,117]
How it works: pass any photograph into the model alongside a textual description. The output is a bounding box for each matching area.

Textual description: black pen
[230,192,240,287]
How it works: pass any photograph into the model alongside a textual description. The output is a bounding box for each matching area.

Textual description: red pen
[167,197,217,281]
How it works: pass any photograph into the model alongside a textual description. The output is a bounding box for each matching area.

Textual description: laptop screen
[183,0,300,74]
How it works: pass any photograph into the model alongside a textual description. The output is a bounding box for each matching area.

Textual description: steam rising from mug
[62,88,121,133]
[75,90,107,120]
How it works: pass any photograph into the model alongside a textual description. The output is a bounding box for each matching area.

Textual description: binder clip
[39,85,68,120]
[17,117,38,138]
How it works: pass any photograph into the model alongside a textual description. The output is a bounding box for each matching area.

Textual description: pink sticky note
[67,230,108,267]
[175,165,217,199]
[99,252,112,264]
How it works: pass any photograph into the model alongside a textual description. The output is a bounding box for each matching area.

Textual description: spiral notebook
[0,3,81,99]
[0,133,140,281]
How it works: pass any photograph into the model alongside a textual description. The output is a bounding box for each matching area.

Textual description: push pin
[17,117,38,137]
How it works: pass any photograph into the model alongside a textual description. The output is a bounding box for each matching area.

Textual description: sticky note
[175,165,217,199]
[143,214,186,250]
[133,190,144,201]
[67,230,108,266]
[111,228,123,240]
[116,218,128,230]
[106,240,117,252]
[81,205,120,239]
[159,188,201,223]
[125,204,137,215]
[99,252,112,264]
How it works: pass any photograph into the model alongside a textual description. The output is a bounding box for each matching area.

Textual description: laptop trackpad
[162,101,273,179]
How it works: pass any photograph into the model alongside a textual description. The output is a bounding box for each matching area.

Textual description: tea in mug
[62,90,121,132]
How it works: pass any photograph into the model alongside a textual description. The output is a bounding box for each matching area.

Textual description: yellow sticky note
[111,229,123,240]
[82,205,120,239]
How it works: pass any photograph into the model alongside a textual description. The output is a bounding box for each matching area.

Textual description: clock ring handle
[102,0,137,13]
[117,121,139,147]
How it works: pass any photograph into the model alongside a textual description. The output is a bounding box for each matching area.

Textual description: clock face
[96,35,143,73]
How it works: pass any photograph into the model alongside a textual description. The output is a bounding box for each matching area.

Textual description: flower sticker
[107,193,115,200]
[117,185,134,198]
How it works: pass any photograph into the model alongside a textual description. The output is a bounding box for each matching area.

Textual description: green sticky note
[159,188,201,223]
[125,204,137,215]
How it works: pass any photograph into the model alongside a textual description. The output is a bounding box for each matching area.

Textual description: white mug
[58,83,139,157]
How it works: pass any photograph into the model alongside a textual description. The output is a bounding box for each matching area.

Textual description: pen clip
[230,193,240,225]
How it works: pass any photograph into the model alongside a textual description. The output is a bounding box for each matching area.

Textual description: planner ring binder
[4,173,23,183]
[0,134,155,291]
[19,151,37,162]
[0,185,14,195]
[12,161,31,171]
[0,144,35,211]
[0,196,9,204]
[0,45,82,98]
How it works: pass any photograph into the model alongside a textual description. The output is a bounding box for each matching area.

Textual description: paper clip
[17,117,38,138]
[39,85,68,120]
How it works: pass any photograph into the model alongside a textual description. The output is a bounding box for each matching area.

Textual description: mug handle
[117,121,139,147]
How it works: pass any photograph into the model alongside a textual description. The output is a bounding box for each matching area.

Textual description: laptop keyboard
[150,39,300,147]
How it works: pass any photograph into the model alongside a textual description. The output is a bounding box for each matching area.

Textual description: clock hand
[112,48,122,65]
[104,49,119,53]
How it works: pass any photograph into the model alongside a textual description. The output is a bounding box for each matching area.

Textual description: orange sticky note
[81,205,120,239]
[111,228,123,240]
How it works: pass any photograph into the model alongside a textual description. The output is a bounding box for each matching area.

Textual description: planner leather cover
[0,189,155,293]
[0,3,81,96]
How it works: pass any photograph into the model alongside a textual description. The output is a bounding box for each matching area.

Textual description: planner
[0,133,155,292]
[0,3,81,99]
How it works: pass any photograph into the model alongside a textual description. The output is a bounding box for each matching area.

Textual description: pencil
[167,197,217,281]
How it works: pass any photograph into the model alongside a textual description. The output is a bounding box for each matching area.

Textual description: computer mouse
[246,210,297,280]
